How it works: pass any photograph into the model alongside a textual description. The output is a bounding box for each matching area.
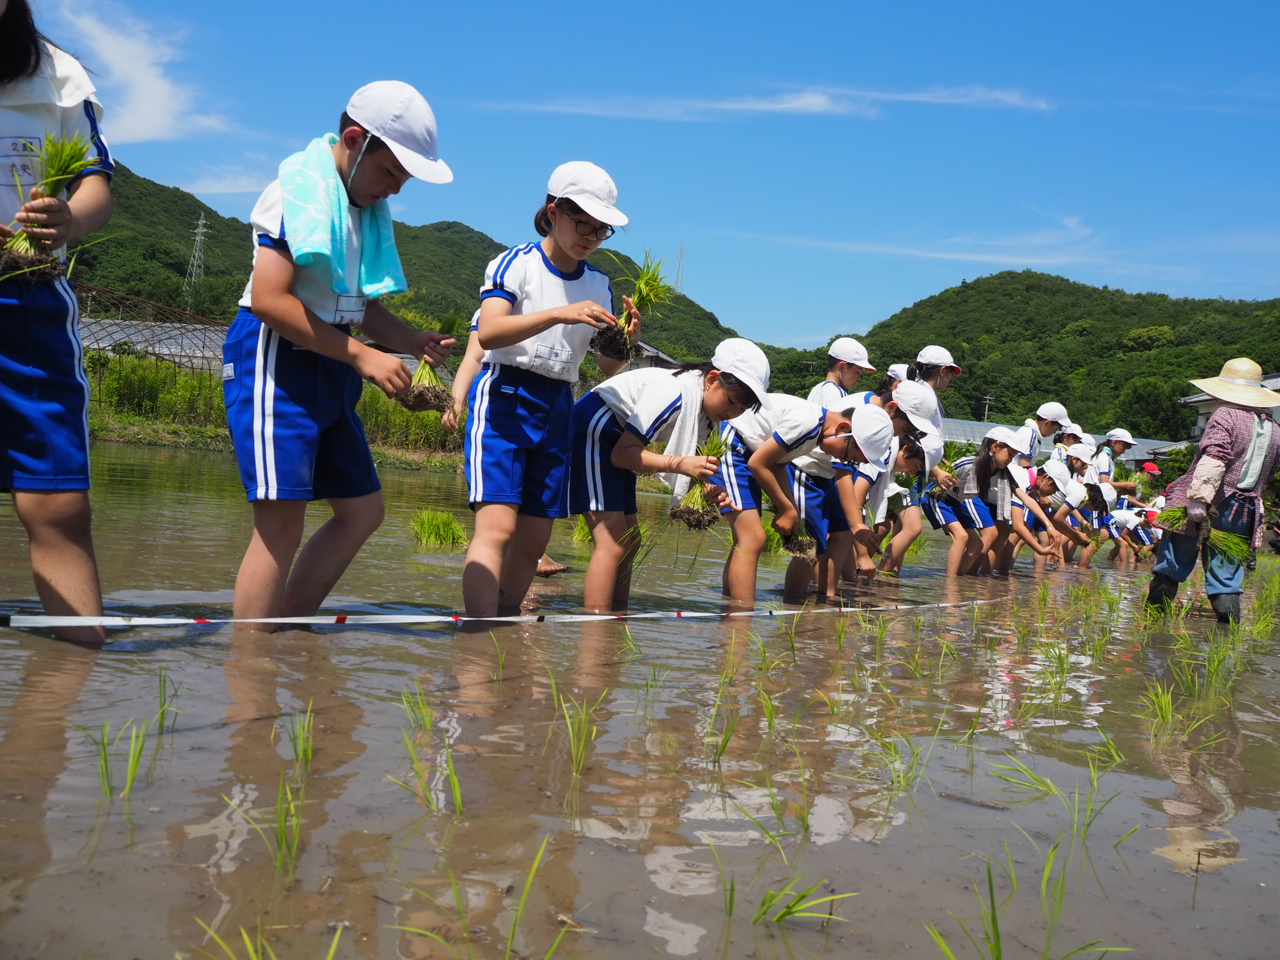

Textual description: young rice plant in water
[671,430,729,530]
[400,314,461,413]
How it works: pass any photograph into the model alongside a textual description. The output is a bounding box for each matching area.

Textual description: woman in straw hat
[1147,358,1280,622]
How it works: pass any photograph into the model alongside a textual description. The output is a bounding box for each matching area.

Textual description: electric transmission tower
[674,244,685,293]
[182,213,208,313]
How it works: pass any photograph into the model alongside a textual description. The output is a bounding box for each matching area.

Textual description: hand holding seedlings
[12,188,75,248]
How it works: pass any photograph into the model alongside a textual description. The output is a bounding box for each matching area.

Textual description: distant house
[1181,373,1280,438]
[629,340,678,370]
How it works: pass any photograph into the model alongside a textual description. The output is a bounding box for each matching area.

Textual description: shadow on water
[1,442,1279,957]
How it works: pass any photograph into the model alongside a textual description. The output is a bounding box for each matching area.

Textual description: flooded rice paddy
[3,443,1280,959]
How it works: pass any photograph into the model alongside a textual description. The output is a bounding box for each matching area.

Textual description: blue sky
[35,1,1280,347]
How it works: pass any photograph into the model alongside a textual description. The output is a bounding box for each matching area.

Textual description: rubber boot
[1146,574,1179,610]
[1209,593,1240,624]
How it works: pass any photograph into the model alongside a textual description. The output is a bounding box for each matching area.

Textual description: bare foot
[535,554,568,577]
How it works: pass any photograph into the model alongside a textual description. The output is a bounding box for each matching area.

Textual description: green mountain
[72,167,1280,441]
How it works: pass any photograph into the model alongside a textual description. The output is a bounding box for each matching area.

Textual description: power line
[182,213,208,313]
[674,244,685,293]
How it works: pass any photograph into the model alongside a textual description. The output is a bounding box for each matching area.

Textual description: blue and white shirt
[478,242,613,382]
[807,380,847,409]
[593,367,686,445]
[729,394,826,466]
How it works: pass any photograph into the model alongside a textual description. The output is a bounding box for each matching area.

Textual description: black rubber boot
[1146,574,1179,609]
[1209,593,1241,624]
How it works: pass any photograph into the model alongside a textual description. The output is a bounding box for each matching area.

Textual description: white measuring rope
[0,596,1007,630]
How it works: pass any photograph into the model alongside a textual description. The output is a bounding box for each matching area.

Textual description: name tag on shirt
[334,293,366,325]
[532,343,573,378]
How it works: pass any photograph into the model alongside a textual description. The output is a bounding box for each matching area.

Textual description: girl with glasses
[462,162,640,618]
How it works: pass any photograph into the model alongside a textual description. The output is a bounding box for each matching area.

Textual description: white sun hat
[1189,358,1280,409]
[1036,401,1069,425]
[836,404,895,469]
[892,380,941,436]
[345,81,452,183]
[1040,458,1073,490]
[917,345,962,372]
[919,431,944,474]
[1105,427,1136,445]
[1065,442,1095,461]
[1061,422,1085,438]
[986,425,1031,455]
[712,338,772,410]
[547,161,629,226]
[827,337,875,370]
[887,363,909,382]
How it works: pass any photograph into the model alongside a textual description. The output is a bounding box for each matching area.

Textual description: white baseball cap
[917,345,961,372]
[547,161,628,226]
[918,431,944,474]
[891,380,941,436]
[712,338,772,410]
[1036,401,1069,424]
[1065,442,1095,462]
[986,425,1031,455]
[1061,422,1085,438]
[827,337,875,370]
[1105,427,1135,445]
[345,81,452,184]
[835,404,895,469]
[887,363,909,382]
[1040,458,1073,490]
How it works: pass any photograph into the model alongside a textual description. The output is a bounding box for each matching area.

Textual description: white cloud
[183,167,272,195]
[490,84,1048,121]
[55,2,227,143]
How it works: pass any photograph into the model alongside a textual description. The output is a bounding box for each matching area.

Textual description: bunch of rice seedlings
[670,431,729,530]
[411,509,469,548]
[1155,505,1252,564]
[400,315,461,412]
[782,531,818,561]
[594,249,674,361]
[573,513,593,542]
[763,524,785,554]
[2,132,100,282]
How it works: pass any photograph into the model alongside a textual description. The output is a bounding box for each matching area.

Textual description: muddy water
[2,442,1279,959]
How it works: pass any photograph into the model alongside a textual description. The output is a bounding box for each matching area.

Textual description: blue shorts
[922,487,960,529]
[957,497,995,530]
[465,363,571,518]
[568,391,637,515]
[223,308,379,502]
[715,428,762,513]
[1019,501,1047,533]
[1132,526,1154,546]
[0,277,91,491]
[784,466,846,554]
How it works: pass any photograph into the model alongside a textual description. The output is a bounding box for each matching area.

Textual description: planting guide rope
[0,596,1007,631]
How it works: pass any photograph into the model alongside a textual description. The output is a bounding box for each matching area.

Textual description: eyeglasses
[832,432,862,463]
[563,211,615,241]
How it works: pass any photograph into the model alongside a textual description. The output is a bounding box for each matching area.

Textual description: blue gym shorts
[957,496,995,530]
[784,466,849,555]
[465,362,571,518]
[0,277,91,492]
[1019,501,1047,533]
[568,391,637,515]
[715,428,762,513]
[222,308,380,502]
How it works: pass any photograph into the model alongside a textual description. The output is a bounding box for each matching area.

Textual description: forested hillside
[70,168,1279,440]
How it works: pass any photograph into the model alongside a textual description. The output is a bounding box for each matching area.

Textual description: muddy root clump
[592,324,636,363]
[0,249,65,283]
[782,536,818,561]
[669,504,720,531]
[398,384,453,413]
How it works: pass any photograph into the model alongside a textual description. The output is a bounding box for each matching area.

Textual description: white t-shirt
[239,180,367,326]
[593,367,687,444]
[729,394,826,466]
[1109,509,1144,532]
[1012,418,1047,463]
[0,43,113,256]
[1049,478,1089,510]
[1092,446,1114,479]
[1152,495,1167,510]
[479,242,613,382]
[807,380,847,408]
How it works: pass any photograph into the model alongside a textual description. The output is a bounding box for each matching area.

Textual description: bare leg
[233,499,307,630]
[784,556,817,602]
[12,490,104,646]
[282,492,385,616]
[944,522,969,577]
[723,509,765,606]
[498,514,554,611]
[536,553,568,576]
[881,506,923,574]
[583,511,639,612]
[463,502,519,618]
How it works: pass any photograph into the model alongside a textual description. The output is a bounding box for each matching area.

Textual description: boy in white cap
[223,81,456,629]
[464,161,639,617]
[807,337,875,409]
[1011,401,1069,466]
[1148,358,1280,622]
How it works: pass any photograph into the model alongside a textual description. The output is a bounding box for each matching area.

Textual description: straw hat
[1189,358,1280,409]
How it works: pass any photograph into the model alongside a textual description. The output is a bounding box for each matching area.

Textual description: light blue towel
[277,134,407,299]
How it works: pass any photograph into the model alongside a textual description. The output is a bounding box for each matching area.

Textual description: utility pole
[674,244,685,293]
[982,395,996,422]
[182,213,208,313]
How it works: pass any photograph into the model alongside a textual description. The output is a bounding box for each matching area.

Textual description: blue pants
[1152,495,1255,596]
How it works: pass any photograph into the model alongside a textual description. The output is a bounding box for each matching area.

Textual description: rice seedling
[400,681,433,734]
[572,513,593,542]
[1139,680,1176,725]
[225,773,304,881]
[763,523,785,554]
[833,616,848,654]
[758,686,779,734]
[411,509,470,548]
[394,868,477,959]
[193,917,342,960]
[120,719,149,798]
[866,726,933,794]
[70,717,126,800]
[729,795,791,863]
[156,665,181,736]
[1155,506,1251,565]
[988,756,1062,804]
[598,249,674,361]
[709,707,740,765]
[558,690,606,777]
[505,834,554,960]
[708,843,736,918]
[444,741,463,815]
[399,314,461,412]
[643,664,669,703]
[751,874,857,925]
[2,133,100,280]
[388,727,439,812]
[670,430,730,530]
[282,699,314,774]
[490,634,507,683]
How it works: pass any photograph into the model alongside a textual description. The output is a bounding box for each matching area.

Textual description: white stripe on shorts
[585,404,615,512]
[468,366,495,503]
[251,325,280,500]
[54,277,90,456]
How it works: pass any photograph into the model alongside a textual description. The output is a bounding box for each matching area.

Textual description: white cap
[547,161,628,226]
[917,345,961,372]
[1065,442,1095,462]
[1040,458,1073,490]
[827,337,875,370]
[891,380,941,436]
[1099,483,1118,508]
[345,81,452,184]
[986,425,1031,455]
[836,404,895,469]
[918,431,944,475]
[1036,401,1069,424]
[1105,427,1135,445]
[1061,422,1085,438]
[887,363,908,382]
[711,338,771,410]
